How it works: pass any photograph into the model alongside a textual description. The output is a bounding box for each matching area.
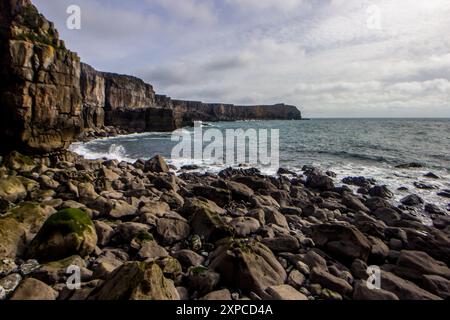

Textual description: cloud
[32,0,450,117]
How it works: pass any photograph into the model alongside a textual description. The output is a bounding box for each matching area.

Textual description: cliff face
[0,0,82,154]
[0,1,301,155]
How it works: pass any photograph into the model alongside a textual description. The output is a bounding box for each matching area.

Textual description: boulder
[397,250,450,280]
[229,217,260,237]
[156,215,190,245]
[261,235,300,253]
[311,223,372,263]
[0,202,55,258]
[209,238,286,295]
[1,152,36,172]
[186,266,220,296]
[10,278,58,300]
[310,267,353,296]
[368,185,394,198]
[0,176,27,202]
[27,208,97,262]
[421,275,450,299]
[306,173,335,191]
[172,250,205,268]
[192,185,231,207]
[89,262,179,300]
[380,270,441,300]
[265,285,308,300]
[353,280,399,300]
[144,155,170,173]
[342,194,370,213]
[373,208,401,225]
[400,194,424,206]
[226,181,254,202]
[137,240,169,260]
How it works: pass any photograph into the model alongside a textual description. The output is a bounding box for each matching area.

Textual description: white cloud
[32,0,450,117]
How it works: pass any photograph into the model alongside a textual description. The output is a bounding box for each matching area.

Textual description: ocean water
[70,119,450,214]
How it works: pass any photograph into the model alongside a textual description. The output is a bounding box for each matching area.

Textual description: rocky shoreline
[1,151,450,300]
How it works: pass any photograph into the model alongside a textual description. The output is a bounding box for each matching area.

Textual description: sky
[33,0,450,118]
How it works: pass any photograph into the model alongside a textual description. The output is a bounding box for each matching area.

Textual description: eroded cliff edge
[0,0,301,155]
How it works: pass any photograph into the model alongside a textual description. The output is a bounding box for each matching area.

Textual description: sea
[70,118,450,216]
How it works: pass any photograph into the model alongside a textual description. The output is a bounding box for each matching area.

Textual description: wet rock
[310,267,353,296]
[424,172,439,179]
[425,203,445,215]
[353,280,399,300]
[306,173,335,191]
[10,278,58,300]
[400,194,424,206]
[395,163,423,169]
[437,191,450,199]
[265,284,308,300]
[342,176,376,188]
[414,182,436,190]
[373,208,401,225]
[368,185,394,198]
[144,155,170,173]
[27,208,97,262]
[89,262,179,300]
[311,223,372,263]
[209,238,286,295]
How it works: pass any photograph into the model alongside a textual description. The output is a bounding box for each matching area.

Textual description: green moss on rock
[28,208,97,262]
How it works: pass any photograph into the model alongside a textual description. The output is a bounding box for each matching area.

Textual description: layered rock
[0,0,82,154]
[0,0,301,155]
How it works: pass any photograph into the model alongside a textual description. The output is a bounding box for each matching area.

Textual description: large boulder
[0,202,55,258]
[380,270,441,300]
[311,223,372,263]
[209,238,286,295]
[144,155,169,173]
[89,261,179,300]
[28,208,97,262]
[0,176,27,202]
[9,278,58,300]
[305,173,335,191]
[0,0,83,154]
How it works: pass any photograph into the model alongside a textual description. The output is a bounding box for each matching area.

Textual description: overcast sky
[33,0,450,117]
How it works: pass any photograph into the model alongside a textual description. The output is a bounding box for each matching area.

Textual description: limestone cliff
[0,0,82,154]
[0,1,301,155]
